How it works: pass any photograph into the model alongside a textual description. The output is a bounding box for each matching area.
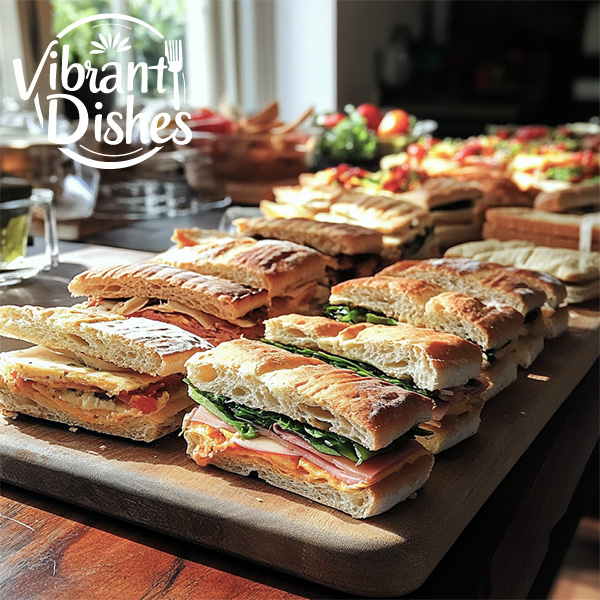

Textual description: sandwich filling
[183,383,431,488]
[0,346,189,417]
[262,340,486,423]
[84,297,264,344]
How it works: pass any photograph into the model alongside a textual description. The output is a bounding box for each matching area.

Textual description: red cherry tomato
[188,108,234,134]
[322,112,346,128]
[356,103,383,131]
[377,109,411,137]
[407,143,427,163]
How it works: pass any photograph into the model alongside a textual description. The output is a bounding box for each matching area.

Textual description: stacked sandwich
[445,239,600,304]
[324,257,567,406]
[260,179,436,262]
[0,305,211,441]
[68,262,270,345]
[159,228,330,315]
[482,207,600,252]
[261,314,487,454]
[181,338,436,518]
[232,216,385,283]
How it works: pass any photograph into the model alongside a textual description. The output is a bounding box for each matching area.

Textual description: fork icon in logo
[165,40,183,110]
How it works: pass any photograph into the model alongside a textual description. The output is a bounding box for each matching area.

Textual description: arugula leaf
[323,303,398,326]
[262,340,432,398]
[185,384,430,465]
[185,382,260,439]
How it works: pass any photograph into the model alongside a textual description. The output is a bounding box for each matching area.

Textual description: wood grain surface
[1,246,599,597]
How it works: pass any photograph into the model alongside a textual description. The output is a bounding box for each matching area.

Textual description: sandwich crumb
[68,427,79,433]
[520,411,526,415]
[255,497,263,502]
[409,492,418,500]
[99,445,107,451]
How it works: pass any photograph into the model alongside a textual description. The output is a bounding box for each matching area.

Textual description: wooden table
[1,244,598,599]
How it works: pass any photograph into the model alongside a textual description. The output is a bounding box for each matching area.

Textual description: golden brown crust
[265,313,481,365]
[326,191,431,234]
[68,263,268,322]
[485,208,600,242]
[482,222,600,252]
[152,237,328,299]
[329,276,524,351]
[398,177,484,210]
[533,184,600,213]
[379,258,565,310]
[185,338,434,451]
[264,313,482,390]
[0,305,211,375]
[233,217,383,256]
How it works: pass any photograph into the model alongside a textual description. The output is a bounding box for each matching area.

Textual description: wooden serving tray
[1,246,599,597]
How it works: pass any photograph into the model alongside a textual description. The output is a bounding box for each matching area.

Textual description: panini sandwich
[0,305,211,441]
[157,229,330,315]
[68,262,269,345]
[263,314,488,454]
[182,338,435,518]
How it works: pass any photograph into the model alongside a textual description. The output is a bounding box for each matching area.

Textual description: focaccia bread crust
[533,184,600,213]
[184,338,433,451]
[445,239,600,283]
[329,276,524,352]
[232,217,383,256]
[398,177,484,210]
[379,258,566,310]
[0,305,211,375]
[68,263,268,323]
[151,237,328,298]
[263,314,481,391]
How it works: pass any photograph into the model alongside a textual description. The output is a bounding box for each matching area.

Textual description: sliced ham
[187,404,424,486]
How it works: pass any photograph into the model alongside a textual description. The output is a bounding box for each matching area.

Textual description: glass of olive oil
[0,179,58,286]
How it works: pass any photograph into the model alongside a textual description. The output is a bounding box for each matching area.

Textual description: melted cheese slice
[95,298,256,328]
[0,347,161,394]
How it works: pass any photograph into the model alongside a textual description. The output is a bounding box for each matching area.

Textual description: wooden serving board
[1,246,599,597]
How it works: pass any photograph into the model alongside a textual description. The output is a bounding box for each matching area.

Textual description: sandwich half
[232,217,385,283]
[263,314,488,454]
[68,262,269,345]
[182,338,435,518]
[0,305,212,441]
[153,230,330,316]
[324,276,527,399]
[378,257,568,339]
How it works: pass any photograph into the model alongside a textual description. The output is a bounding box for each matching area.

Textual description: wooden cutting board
[0,246,599,597]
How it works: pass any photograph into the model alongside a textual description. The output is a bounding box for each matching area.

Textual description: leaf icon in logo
[89,32,131,54]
